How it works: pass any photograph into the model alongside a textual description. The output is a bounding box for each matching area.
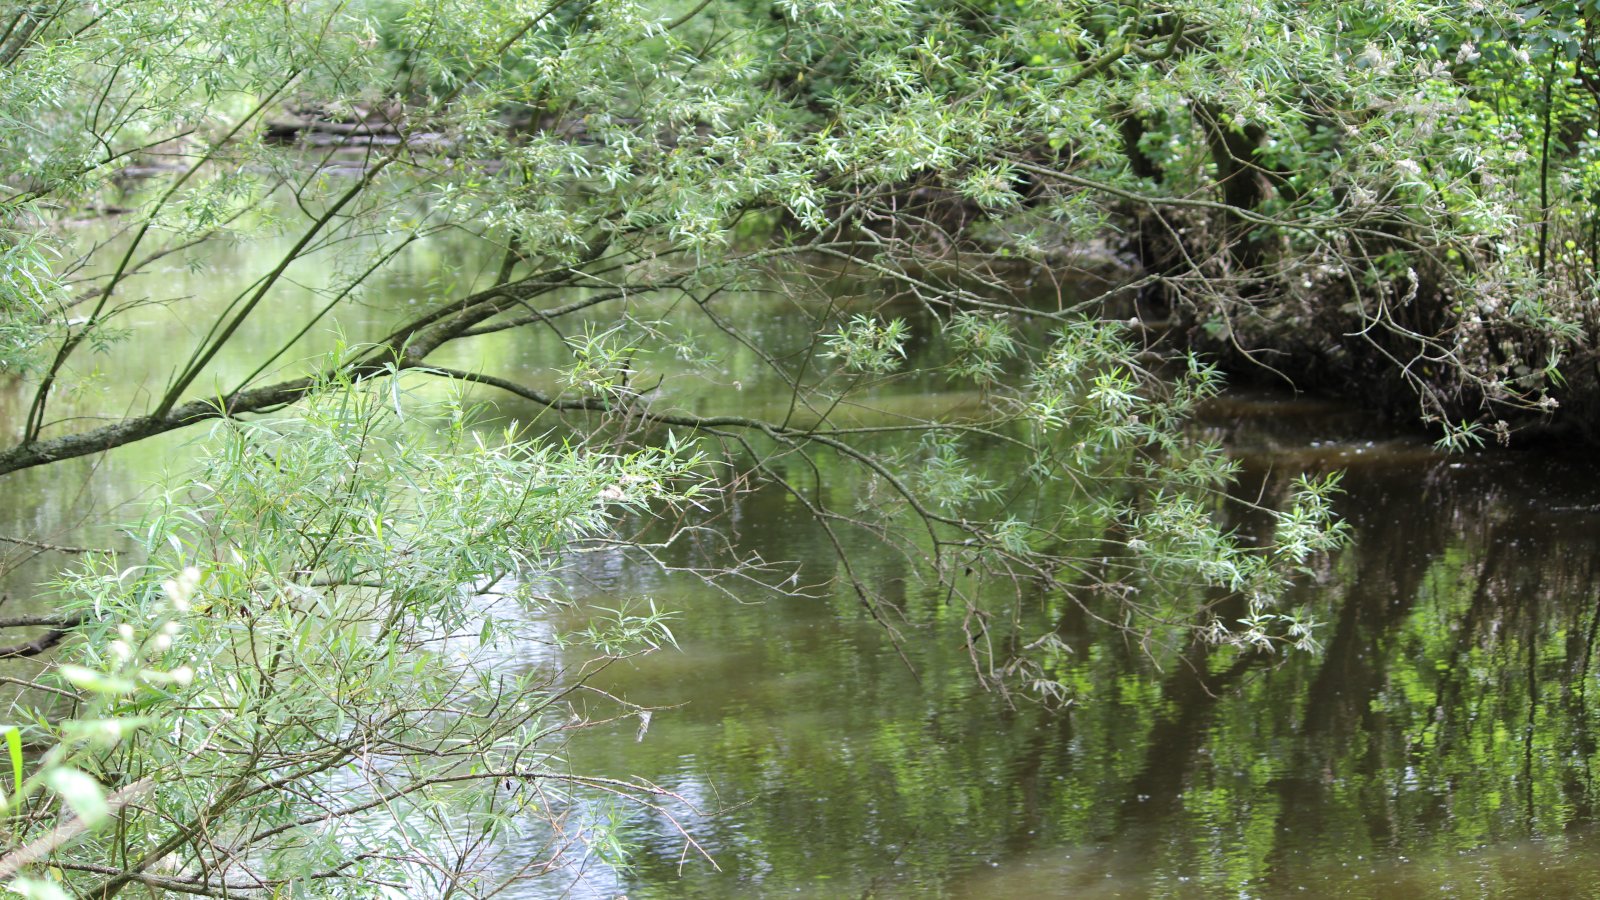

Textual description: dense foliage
[5,0,1589,892]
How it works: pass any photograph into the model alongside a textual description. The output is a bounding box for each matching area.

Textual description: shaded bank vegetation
[0,0,1592,894]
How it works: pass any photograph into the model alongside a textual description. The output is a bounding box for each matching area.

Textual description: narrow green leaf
[7,876,72,900]
[58,665,137,695]
[5,726,21,798]
[45,767,108,826]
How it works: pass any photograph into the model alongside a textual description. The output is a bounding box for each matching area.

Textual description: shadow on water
[521,389,1600,899]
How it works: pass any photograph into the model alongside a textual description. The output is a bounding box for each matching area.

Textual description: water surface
[5,225,1600,897]
[523,393,1600,898]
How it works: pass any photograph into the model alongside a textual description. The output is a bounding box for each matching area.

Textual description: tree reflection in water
[529,392,1600,898]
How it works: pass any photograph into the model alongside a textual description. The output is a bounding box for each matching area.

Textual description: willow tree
[984,0,1587,442]
[0,0,1359,894]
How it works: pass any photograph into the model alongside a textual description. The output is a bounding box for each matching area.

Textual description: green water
[517,394,1600,898]
[6,227,1600,897]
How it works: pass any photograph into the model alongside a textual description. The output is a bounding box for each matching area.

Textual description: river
[4,228,1600,898]
[510,387,1600,898]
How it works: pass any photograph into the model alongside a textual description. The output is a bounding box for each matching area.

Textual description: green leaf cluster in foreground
[4,373,704,896]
